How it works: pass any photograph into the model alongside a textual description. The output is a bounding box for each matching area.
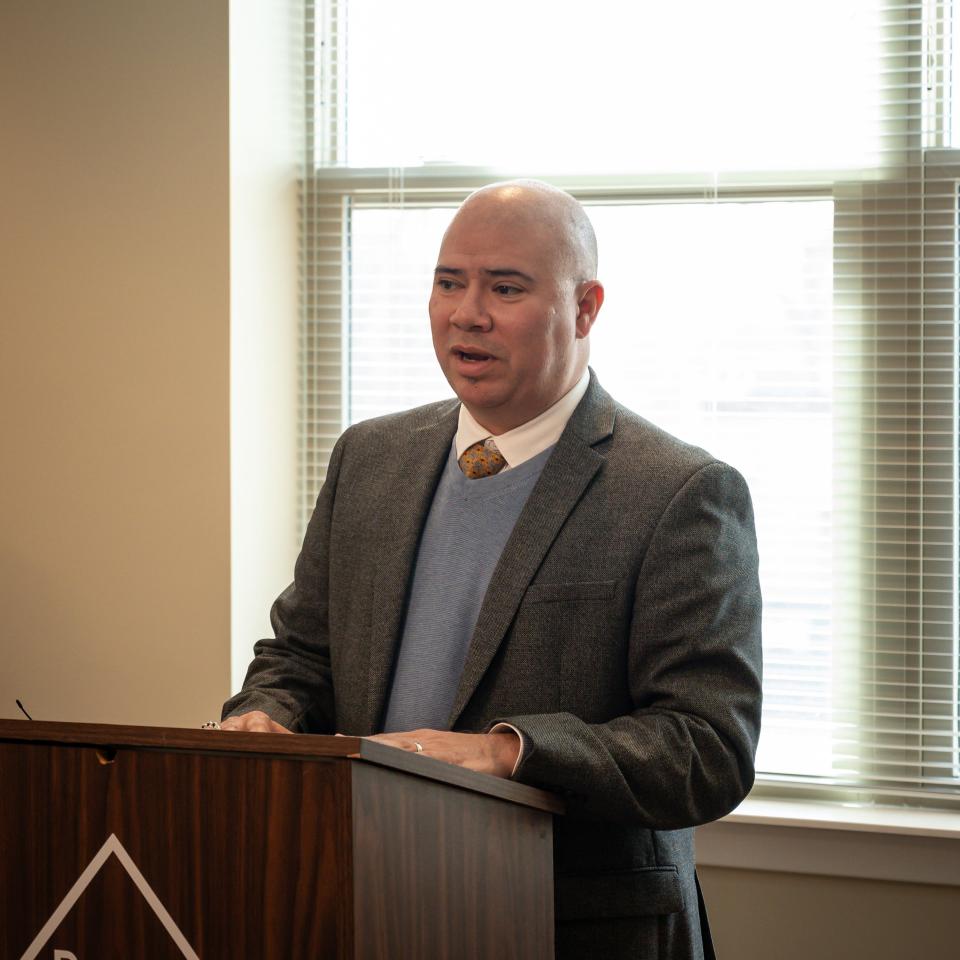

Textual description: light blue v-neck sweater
[382,442,553,732]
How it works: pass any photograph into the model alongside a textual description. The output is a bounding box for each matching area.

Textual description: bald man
[222,181,762,959]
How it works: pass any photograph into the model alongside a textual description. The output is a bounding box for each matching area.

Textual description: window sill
[696,797,960,887]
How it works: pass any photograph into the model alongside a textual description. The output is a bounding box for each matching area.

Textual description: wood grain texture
[0,741,353,958]
[351,762,555,960]
[0,723,558,958]
[0,721,563,814]
[0,718,362,758]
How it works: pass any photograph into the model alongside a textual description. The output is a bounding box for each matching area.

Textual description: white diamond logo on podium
[20,833,199,960]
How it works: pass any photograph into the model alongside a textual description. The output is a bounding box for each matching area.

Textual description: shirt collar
[455,370,590,469]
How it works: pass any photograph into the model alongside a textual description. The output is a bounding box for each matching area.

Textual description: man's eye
[436,278,457,291]
[494,284,521,296]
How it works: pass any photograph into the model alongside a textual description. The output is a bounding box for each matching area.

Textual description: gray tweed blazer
[224,371,763,960]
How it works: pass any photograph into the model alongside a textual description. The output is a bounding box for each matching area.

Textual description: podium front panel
[1,740,354,959]
[0,723,557,959]
[350,761,554,960]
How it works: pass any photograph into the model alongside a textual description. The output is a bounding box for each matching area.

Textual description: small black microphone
[15,699,33,720]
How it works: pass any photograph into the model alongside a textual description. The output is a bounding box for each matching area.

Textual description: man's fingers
[364,730,513,777]
[366,731,422,752]
[218,711,292,734]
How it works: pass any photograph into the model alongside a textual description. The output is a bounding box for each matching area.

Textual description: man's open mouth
[456,349,493,363]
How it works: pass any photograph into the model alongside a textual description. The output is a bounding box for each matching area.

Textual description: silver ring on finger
[201,720,221,730]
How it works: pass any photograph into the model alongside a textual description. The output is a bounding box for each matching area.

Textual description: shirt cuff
[489,722,527,777]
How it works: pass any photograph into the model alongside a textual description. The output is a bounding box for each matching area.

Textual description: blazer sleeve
[220,432,349,733]
[498,461,763,829]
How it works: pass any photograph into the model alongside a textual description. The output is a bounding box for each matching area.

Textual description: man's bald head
[429,179,605,434]
[448,180,599,286]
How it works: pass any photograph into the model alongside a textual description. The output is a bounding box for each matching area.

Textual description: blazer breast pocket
[502,581,620,693]
[516,579,631,718]
[524,579,619,604]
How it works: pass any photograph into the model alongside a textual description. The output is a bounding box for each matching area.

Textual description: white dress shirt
[454,369,590,469]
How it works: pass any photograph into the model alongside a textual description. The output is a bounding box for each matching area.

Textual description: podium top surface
[0,719,563,814]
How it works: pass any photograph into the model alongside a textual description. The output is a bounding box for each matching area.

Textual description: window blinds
[301,0,960,804]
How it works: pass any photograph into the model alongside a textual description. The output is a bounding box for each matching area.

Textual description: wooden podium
[0,720,561,959]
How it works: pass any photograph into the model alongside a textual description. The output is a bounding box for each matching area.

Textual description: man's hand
[366,729,521,778]
[218,711,293,734]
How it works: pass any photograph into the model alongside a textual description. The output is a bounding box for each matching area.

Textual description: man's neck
[466,371,589,437]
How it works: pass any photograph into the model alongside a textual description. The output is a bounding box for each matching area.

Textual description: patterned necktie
[458,438,507,479]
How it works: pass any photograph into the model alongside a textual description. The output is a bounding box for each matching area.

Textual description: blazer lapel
[360,402,459,734]
[447,375,617,727]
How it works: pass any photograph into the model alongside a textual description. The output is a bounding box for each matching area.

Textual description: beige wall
[0,0,231,726]
[701,866,959,960]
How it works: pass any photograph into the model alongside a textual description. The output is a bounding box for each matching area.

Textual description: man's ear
[575,281,604,339]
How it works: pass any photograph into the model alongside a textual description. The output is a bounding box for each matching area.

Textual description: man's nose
[450,289,492,330]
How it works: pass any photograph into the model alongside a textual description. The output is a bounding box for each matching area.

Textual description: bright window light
[343,0,882,171]
[349,199,836,777]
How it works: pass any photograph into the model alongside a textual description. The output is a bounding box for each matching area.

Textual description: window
[301,0,960,806]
